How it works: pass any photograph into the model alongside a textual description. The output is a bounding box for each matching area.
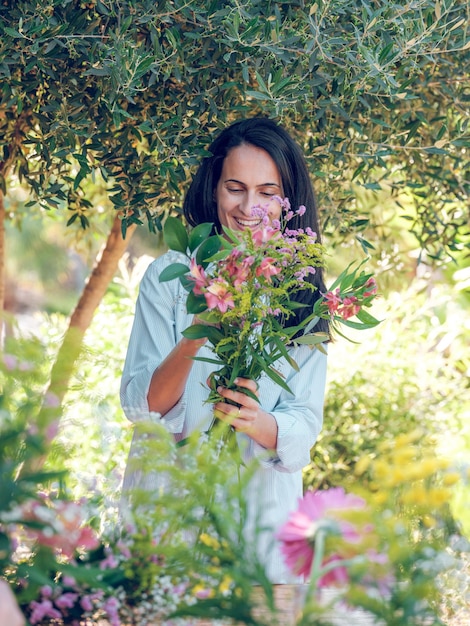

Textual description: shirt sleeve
[247,344,328,473]
[119,254,189,432]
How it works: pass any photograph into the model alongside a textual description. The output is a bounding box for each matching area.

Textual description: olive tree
[0,0,468,415]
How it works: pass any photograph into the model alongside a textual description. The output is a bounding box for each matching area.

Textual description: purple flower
[80,595,94,612]
[29,599,62,624]
[62,575,76,588]
[3,354,18,370]
[55,592,79,609]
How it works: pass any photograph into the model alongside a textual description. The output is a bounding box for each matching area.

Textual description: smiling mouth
[234,217,262,229]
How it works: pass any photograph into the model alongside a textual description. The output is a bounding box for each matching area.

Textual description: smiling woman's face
[215,143,283,233]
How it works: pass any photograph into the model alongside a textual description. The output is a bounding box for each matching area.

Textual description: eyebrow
[224,178,281,188]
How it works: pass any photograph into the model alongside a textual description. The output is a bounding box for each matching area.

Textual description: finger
[233,377,259,395]
[217,386,257,409]
[213,403,256,432]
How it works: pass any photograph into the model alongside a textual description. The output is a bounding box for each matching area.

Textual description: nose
[240,191,256,216]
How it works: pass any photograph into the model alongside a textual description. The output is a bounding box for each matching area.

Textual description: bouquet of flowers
[160,198,379,405]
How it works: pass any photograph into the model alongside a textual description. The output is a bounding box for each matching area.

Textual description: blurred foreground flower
[277,487,379,586]
[20,497,99,559]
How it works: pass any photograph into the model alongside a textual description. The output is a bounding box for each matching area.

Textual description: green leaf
[356,309,381,326]
[163,216,189,253]
[191,355,223,366]
[220,226,242,246]
[265,367,292,394]
[189,223,214,253]
[271,336,299,371]
[337,318,377,330]
[294,333,329,345]
[186,291,208,314]
[159,263,189,282]
[3,27,23,38]
[196,236,224,266]
[182,324,211,340]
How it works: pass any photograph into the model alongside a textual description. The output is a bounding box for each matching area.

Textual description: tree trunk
[37,214,137,433]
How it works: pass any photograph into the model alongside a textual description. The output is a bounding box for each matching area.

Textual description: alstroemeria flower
[338,296,360,320]
[277,487,368,585]
[255,257,280,281]
[189,257,209,295]
[224,250,254,288]
[323,288,342,314]
[363,277,378,298]
[204,280,235,313]
[252,226,282,246]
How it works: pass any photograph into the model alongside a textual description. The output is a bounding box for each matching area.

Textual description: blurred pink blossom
[277,487,368,585]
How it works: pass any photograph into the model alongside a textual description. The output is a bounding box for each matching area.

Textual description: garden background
[1,1,469,624]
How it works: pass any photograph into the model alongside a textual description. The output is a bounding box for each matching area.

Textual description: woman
[120,118,328,583]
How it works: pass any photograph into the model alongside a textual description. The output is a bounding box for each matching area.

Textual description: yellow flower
[442,471,461,486]
[372,460,390,480]
[394,429,424,448]
[371,491,389,505]
[219,575,233,595]
[426,487,450,507]
[354,455,371,476]
[400,484,427,506]
[200,533,220,550]
[422,514,436,528]
[392,445,417,464]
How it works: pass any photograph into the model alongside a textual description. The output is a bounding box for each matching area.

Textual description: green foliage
[0,0,468,259]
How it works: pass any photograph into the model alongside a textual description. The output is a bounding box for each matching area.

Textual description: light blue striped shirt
[120,251,328,583]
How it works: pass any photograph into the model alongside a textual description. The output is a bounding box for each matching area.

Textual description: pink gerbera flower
[276,487,367,585]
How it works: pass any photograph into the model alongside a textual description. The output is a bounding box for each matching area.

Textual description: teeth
[236,218,261,227]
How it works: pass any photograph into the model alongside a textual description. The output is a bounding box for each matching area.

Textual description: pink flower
[363,277,378,298]
[224,250,253,287]
[204,280,235,313]
[338,296,360,320]
[277,487,367,585]
[255,257,280,281]
[22,499,99,559]
[323,288,342,315]
[252,226,282,245]
[189,258,209,295]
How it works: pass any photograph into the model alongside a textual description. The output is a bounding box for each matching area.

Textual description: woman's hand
[213,377,278,450]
